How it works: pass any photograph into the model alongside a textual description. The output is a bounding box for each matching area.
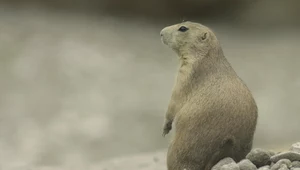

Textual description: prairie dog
[160,21,258,170]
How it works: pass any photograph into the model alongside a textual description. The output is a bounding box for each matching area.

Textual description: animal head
[160,21,219,58]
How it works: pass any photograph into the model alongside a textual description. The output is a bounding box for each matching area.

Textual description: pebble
[270,151,300,162]
[246,148,272,167]
[291,143,300,153]
[221,162,240,170]
[291,168,300,170]
[278,164,289,170]
[210,142,300,170]
[291,161,300,168]
[212,158,236,170]
[258,165,270,170]
[270,162,275,167]
[268,151,276,157]
[238,159,257,170]
[270,159,291,170]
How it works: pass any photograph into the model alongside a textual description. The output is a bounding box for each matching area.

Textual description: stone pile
[212,142,300,170]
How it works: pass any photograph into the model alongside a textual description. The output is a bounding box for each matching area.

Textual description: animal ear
[200,32,208,41]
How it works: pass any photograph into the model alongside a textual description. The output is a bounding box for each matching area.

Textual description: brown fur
[160,21,258,170]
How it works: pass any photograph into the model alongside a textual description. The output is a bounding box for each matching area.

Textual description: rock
[246,148,272,167]
[278,164,289,170]
[291,161,300,168]
[212,158,236,170]
[238,159,257,170]
[291,168,300,170]
[270,162,275,167]
[268,151,277,157]
[290,143,300,153]
[258,165,270,170]
[270,151,300,162]
[270,159,291,170]
[221,162,240,170]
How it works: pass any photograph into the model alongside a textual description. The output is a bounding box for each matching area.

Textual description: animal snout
[160,28,169,45]
[160,30,163,37]
[160,28,167,37]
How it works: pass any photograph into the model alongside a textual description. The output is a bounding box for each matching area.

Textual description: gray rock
[238,159,257,170]
[221,162,240,170]
[270,151,300,162]
[290,143,300,153]
[291,168,300,170]
[258,165,270,170]
[278,164,289,170]
[246,148,272,167]
[212,158,236,170]
[268,151,277,157]
[270,159,291,170]
[291,161,300,168]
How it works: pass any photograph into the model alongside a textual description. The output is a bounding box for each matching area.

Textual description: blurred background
[0,0,299,169]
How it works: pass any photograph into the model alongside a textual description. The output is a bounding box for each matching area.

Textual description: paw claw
[162,119,172,137]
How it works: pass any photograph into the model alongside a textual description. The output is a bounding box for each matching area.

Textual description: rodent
[159,21,258,170]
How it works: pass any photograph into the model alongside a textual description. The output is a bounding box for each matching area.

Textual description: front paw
[162,120,172,137]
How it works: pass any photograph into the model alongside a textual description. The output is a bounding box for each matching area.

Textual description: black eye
[178,26,188,32]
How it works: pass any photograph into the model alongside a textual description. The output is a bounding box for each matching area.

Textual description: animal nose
[160,30,163,37]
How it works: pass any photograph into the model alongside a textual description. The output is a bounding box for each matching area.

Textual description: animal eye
[178,26,188,32]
